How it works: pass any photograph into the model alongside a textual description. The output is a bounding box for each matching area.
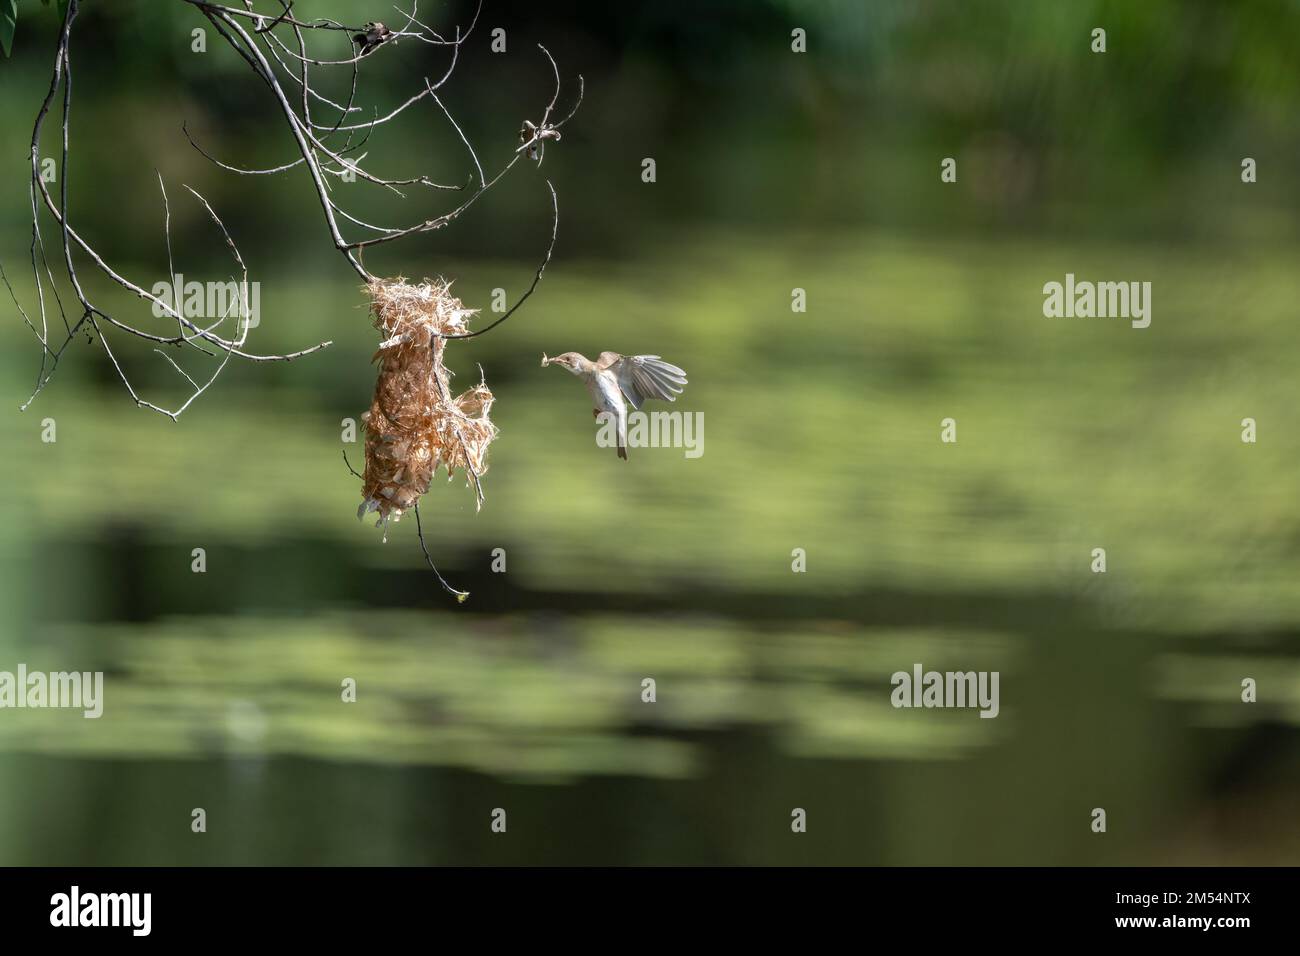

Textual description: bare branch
[444,181,559,341]
[8,0,582,602]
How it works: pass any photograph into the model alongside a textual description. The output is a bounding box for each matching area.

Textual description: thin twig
[444,180,558,341]
[415,501,470,602]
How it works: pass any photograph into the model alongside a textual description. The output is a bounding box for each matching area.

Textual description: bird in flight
[542,351,688,459]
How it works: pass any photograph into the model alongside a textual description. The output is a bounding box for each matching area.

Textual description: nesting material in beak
[540,353,550,367]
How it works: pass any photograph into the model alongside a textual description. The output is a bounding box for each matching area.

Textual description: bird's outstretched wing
[597,352,687,410]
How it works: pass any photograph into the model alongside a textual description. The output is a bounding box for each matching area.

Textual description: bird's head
[541,351,586,375]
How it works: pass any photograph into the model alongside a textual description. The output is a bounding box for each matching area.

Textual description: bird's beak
[540,353,550,367]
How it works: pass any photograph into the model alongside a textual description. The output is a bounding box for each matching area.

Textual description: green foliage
[2,1,68,58]
[0,1,17,57]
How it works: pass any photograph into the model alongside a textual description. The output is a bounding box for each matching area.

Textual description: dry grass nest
[357,277,498,539]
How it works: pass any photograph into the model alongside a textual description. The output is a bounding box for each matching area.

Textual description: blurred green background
[1,0,1298,865]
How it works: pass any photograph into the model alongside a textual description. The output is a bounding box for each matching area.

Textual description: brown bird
[353,21,392,55]
[542,351,687,460]
[517,120,561,165]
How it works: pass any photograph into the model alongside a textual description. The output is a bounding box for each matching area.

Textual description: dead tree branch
[9,0,580,420]
[7,0,582,600]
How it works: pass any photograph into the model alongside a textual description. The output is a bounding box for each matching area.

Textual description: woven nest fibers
[357,277,497,538]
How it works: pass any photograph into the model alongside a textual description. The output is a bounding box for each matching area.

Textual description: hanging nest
[357,277,498,539]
